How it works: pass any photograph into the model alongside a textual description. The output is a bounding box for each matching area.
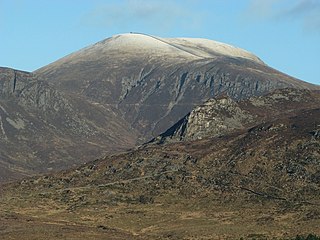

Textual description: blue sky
[1,0,319,85]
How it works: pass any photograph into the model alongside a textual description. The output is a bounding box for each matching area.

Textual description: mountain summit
[40,33,264,66]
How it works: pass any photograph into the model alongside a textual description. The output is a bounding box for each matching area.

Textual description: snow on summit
[43,33,264,67]
[103,33,263,63]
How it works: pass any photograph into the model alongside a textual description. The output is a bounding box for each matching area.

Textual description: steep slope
[0,67,137,182]
[1,89,320,239]
[35,33,319,141]
[153,89,320,143]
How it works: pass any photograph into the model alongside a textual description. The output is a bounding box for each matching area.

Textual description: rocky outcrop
[152,97,253,143]
[151,89,320,144]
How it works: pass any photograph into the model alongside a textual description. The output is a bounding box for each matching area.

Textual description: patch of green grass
[293,234,320,240]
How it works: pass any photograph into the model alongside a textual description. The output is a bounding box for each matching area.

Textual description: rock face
[152,96,254,143]
[152,89,320,143]
[35,33,319,142]
[0,67,137,182]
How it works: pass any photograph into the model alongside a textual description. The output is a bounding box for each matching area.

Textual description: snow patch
[40,33,264,68]
[168,37,263,63]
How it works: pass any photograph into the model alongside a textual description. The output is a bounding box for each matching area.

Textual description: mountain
[1,33,319,182]
[0,67,137,182]
[35,33,319,142]
[1,88,320,239]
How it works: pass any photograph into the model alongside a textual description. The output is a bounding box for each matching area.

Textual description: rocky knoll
[152,89,320,143]
[35,33,319,141]
[0,67,137,182]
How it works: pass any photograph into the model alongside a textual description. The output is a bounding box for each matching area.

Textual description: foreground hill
[1,89,319,239]
[0,67,137,182]
[35,33,319,142]
[152,89,320,143]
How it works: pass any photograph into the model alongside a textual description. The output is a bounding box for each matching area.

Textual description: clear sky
[1,0,319,85]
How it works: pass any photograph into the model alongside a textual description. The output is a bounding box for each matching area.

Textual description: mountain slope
[0,67,137,182]
[1,89,320,239]
[35,33,319,141]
